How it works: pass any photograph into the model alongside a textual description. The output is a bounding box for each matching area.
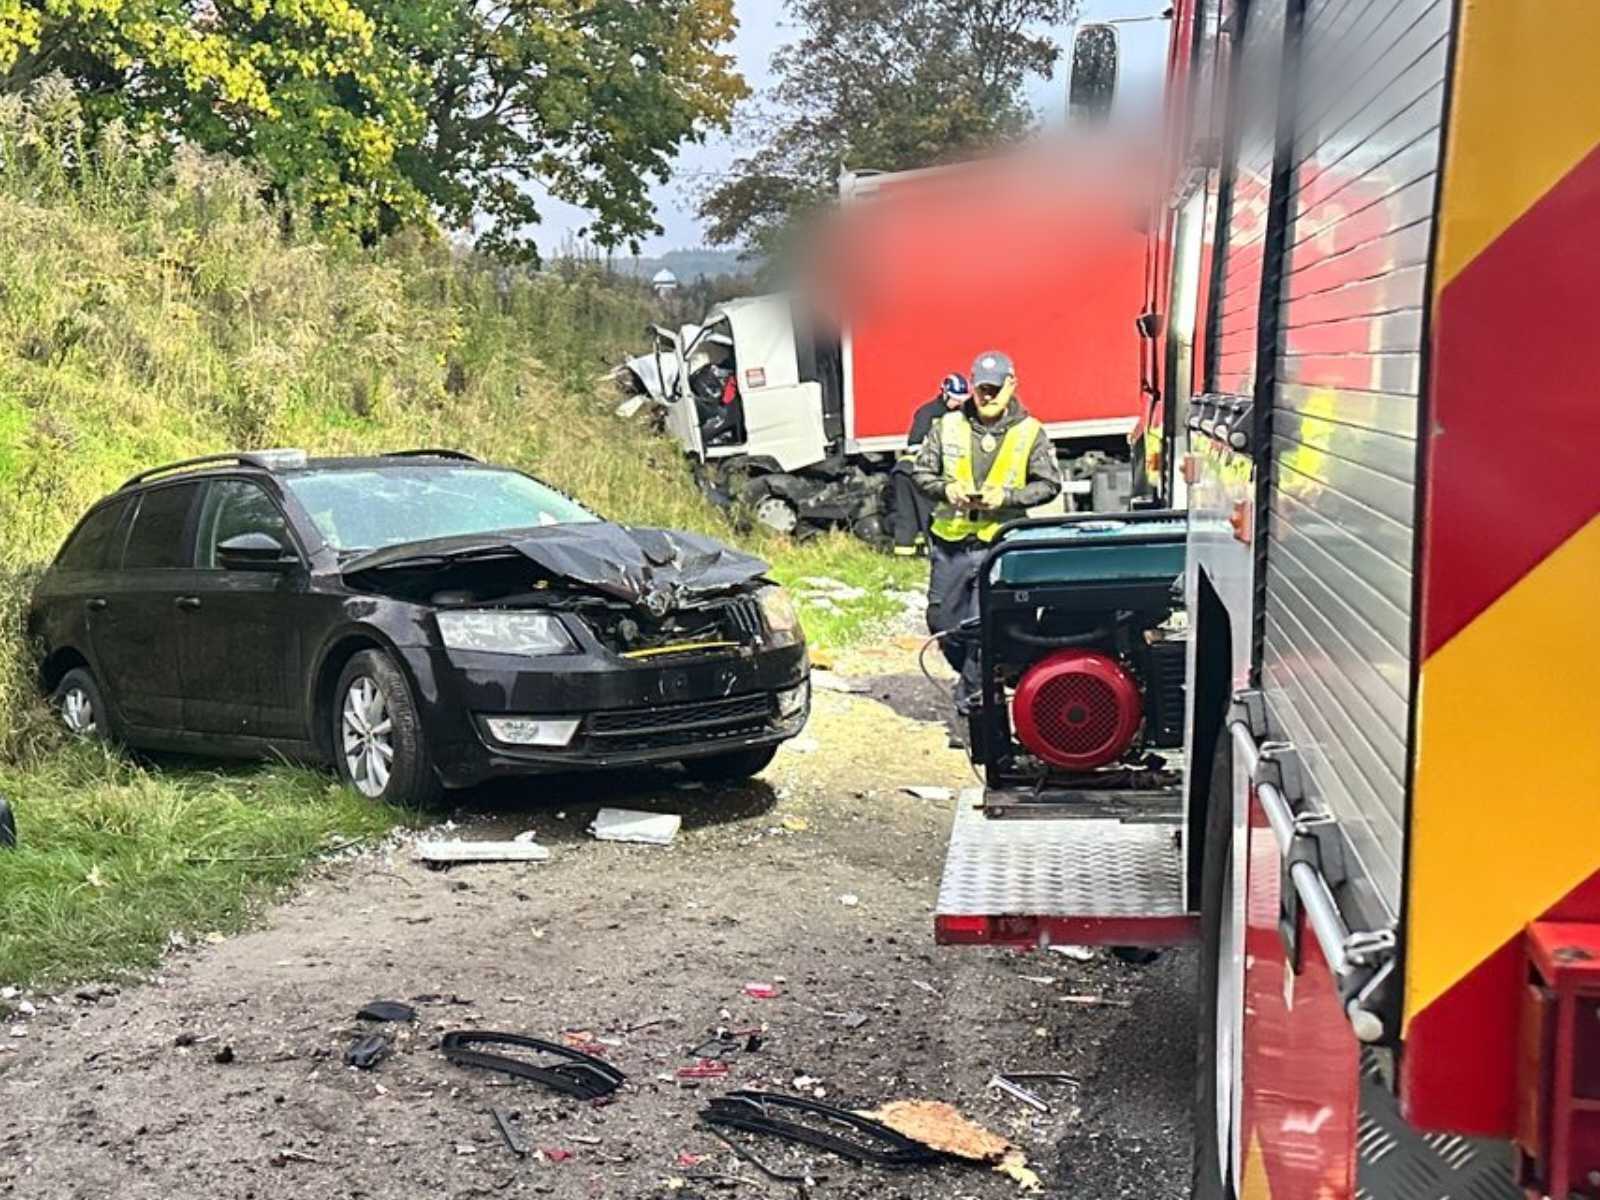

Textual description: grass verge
[0,748,407,989]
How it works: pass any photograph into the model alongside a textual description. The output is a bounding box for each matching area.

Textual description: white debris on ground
[1047,945,1097,962]
[795,575,867,602]
[413,840,551,865]
[902,785,955,802]
[588,808,682,846]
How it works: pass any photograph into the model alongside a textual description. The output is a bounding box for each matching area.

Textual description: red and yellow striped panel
[1403,0,1600,1135]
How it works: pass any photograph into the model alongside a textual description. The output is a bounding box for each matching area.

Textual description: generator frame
[969,510,1188,792]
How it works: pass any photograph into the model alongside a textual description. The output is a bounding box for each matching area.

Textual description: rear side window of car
[196,480,295,568]
[55,499,129,571]
[123,483,200,569]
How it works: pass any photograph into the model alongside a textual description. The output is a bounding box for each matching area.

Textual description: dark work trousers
[926,534,986,714]
[889,461,934,551]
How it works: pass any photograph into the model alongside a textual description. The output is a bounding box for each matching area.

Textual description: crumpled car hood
[340,522,770,608]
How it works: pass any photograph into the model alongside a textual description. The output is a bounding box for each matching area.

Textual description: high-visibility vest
[929,412,1043,543]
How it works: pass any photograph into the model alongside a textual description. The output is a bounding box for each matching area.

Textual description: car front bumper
[399,641,810,787]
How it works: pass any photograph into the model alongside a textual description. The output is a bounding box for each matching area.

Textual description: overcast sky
[533,0,1170,258]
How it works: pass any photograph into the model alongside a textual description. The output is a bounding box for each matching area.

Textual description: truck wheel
[333,650,443,809]
[681,745,779,783]
[753,494,799,535]
[1192,723,1239,1200]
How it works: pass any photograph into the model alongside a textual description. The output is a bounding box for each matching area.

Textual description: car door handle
[86,597,109,612]
[175,596,202,612]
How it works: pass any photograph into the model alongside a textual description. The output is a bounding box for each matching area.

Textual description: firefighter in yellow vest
[911,350,1062,722]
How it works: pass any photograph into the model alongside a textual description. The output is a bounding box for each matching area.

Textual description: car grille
[722,596,765,640]
[586,693,775,751]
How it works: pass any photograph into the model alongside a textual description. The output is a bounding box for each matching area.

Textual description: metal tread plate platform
[935,788,1195,948]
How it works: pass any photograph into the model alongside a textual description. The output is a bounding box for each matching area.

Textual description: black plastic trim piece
[439,1031,626,1100]
[699,1091,944,1169]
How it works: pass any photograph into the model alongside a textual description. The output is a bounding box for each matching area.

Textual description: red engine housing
[1012,649,1143,771]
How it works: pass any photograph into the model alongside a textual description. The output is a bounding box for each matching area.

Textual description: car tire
[0,795,15,849]
[1192,722,1239,1200]
[333,649,442,808]
[52,667,108,741]
[680,745,779,783]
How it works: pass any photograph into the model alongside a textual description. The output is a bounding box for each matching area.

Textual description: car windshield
[283,466,597,553]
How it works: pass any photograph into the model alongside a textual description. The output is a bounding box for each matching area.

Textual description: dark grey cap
[971,350,1014,389]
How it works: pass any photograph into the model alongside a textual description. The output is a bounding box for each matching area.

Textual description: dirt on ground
[0,639,1195,1200]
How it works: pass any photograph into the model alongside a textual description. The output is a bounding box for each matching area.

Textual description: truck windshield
[283,466,598,553]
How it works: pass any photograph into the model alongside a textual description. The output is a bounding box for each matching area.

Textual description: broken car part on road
[699,1091,945,1169]
[704,1126,829,1186]
[414,839,551,866]
[344,1033,392,1070]
[356,1000,417,1023]
[988,1075,1050,1114]
[490,1108,531,1158]
[439,1031,626,1100]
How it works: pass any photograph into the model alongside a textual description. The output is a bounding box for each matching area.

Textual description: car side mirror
[217,532,295,572]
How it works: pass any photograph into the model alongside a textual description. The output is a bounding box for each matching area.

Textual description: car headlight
[436,610,576,657]
[757,586,802,637]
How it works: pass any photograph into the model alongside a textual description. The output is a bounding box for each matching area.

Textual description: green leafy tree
[700,0,1077,256]
[0,0,747,258]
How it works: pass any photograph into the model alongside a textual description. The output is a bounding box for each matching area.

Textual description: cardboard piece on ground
[864,1101,1041,1192]
[589,809,681,846]
[863,1099,1011,1162]
[415,840,550,864]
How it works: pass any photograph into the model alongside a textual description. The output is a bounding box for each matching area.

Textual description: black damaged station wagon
[28,449,811,805]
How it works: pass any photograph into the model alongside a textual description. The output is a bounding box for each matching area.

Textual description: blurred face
[975,381,1008,420]
[944,388,965,409]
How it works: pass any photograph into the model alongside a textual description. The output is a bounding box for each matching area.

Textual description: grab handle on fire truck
[1228,716,1392,1044]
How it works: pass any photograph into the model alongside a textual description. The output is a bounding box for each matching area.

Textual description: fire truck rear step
[935,788,1195,948]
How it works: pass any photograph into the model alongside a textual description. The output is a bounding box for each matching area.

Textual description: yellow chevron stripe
[1241,1131,1273,1200]
[1404,517,1600,1026]
[1435,0,1600,288]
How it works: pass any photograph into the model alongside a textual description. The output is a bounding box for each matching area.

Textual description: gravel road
[0,640,1195,1199]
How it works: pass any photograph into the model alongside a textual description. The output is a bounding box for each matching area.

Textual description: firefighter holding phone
[911,351,1062,728]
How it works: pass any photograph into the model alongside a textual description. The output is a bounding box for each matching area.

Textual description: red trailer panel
[815,153,1152,446]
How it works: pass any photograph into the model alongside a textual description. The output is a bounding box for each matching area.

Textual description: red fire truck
[933,2,1600,1197]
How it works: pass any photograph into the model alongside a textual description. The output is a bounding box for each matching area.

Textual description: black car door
[87,482,202,733]
[179,478,308,742]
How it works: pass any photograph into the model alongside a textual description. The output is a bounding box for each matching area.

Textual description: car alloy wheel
[60,684,97,736]
[341,675,395,799]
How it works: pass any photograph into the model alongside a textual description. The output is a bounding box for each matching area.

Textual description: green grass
[767,537,927,653]
[0,82,929,989]
[0,749,407,988]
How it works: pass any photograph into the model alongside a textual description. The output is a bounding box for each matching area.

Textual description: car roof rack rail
[120,449,308,490]
[382,448,483,462]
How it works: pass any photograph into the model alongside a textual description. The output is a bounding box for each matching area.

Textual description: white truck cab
[650,294,829,474]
